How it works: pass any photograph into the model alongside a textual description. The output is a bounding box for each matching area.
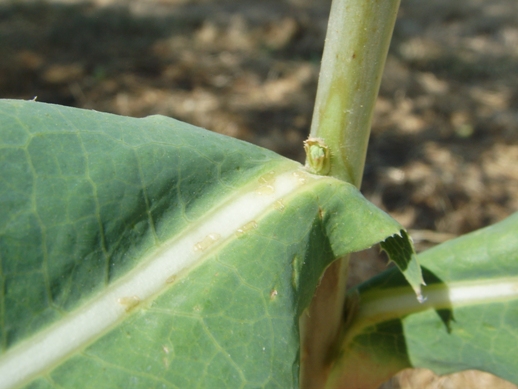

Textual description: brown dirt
[1,0,517,388]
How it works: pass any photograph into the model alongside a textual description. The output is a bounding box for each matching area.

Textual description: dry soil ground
[1,0,517,388]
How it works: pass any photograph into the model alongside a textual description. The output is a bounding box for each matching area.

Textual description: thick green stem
[308,0,401,187]
[301,0,401,388]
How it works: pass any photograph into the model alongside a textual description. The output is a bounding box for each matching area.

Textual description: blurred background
[1,0,517,387]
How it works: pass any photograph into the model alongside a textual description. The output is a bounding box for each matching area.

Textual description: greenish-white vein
[0,167,322,389]
[346,277,518,337]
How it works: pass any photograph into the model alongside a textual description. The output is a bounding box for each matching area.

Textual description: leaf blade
[0,100,416,388]
[330,212,518,389]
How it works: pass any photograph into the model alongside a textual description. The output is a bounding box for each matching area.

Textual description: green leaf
[380,229,425,301]
[0,99,415,389]
[329,212,518,389]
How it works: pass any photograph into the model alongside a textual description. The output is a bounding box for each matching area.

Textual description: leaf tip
[416,290,427,304]
[380,229,425,302]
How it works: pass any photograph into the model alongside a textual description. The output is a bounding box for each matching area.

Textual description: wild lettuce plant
[0,0,516,388]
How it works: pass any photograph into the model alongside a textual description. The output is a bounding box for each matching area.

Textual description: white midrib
[0,166,322,389]
[352,278,518,330]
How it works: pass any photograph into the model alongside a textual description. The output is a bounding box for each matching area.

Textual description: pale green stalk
[308,0,401,187]
[301,0,401,387]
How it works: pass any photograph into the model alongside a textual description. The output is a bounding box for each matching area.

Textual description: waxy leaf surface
[0,100,416,389]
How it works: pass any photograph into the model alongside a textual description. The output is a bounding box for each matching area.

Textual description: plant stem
[308,0,401,187]
[301,0,401,387]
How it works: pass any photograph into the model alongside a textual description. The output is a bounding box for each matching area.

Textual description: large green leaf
[328,212,518,389]
[0,99,416,388]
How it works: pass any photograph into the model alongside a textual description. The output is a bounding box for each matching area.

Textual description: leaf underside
[0,100,418,389]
